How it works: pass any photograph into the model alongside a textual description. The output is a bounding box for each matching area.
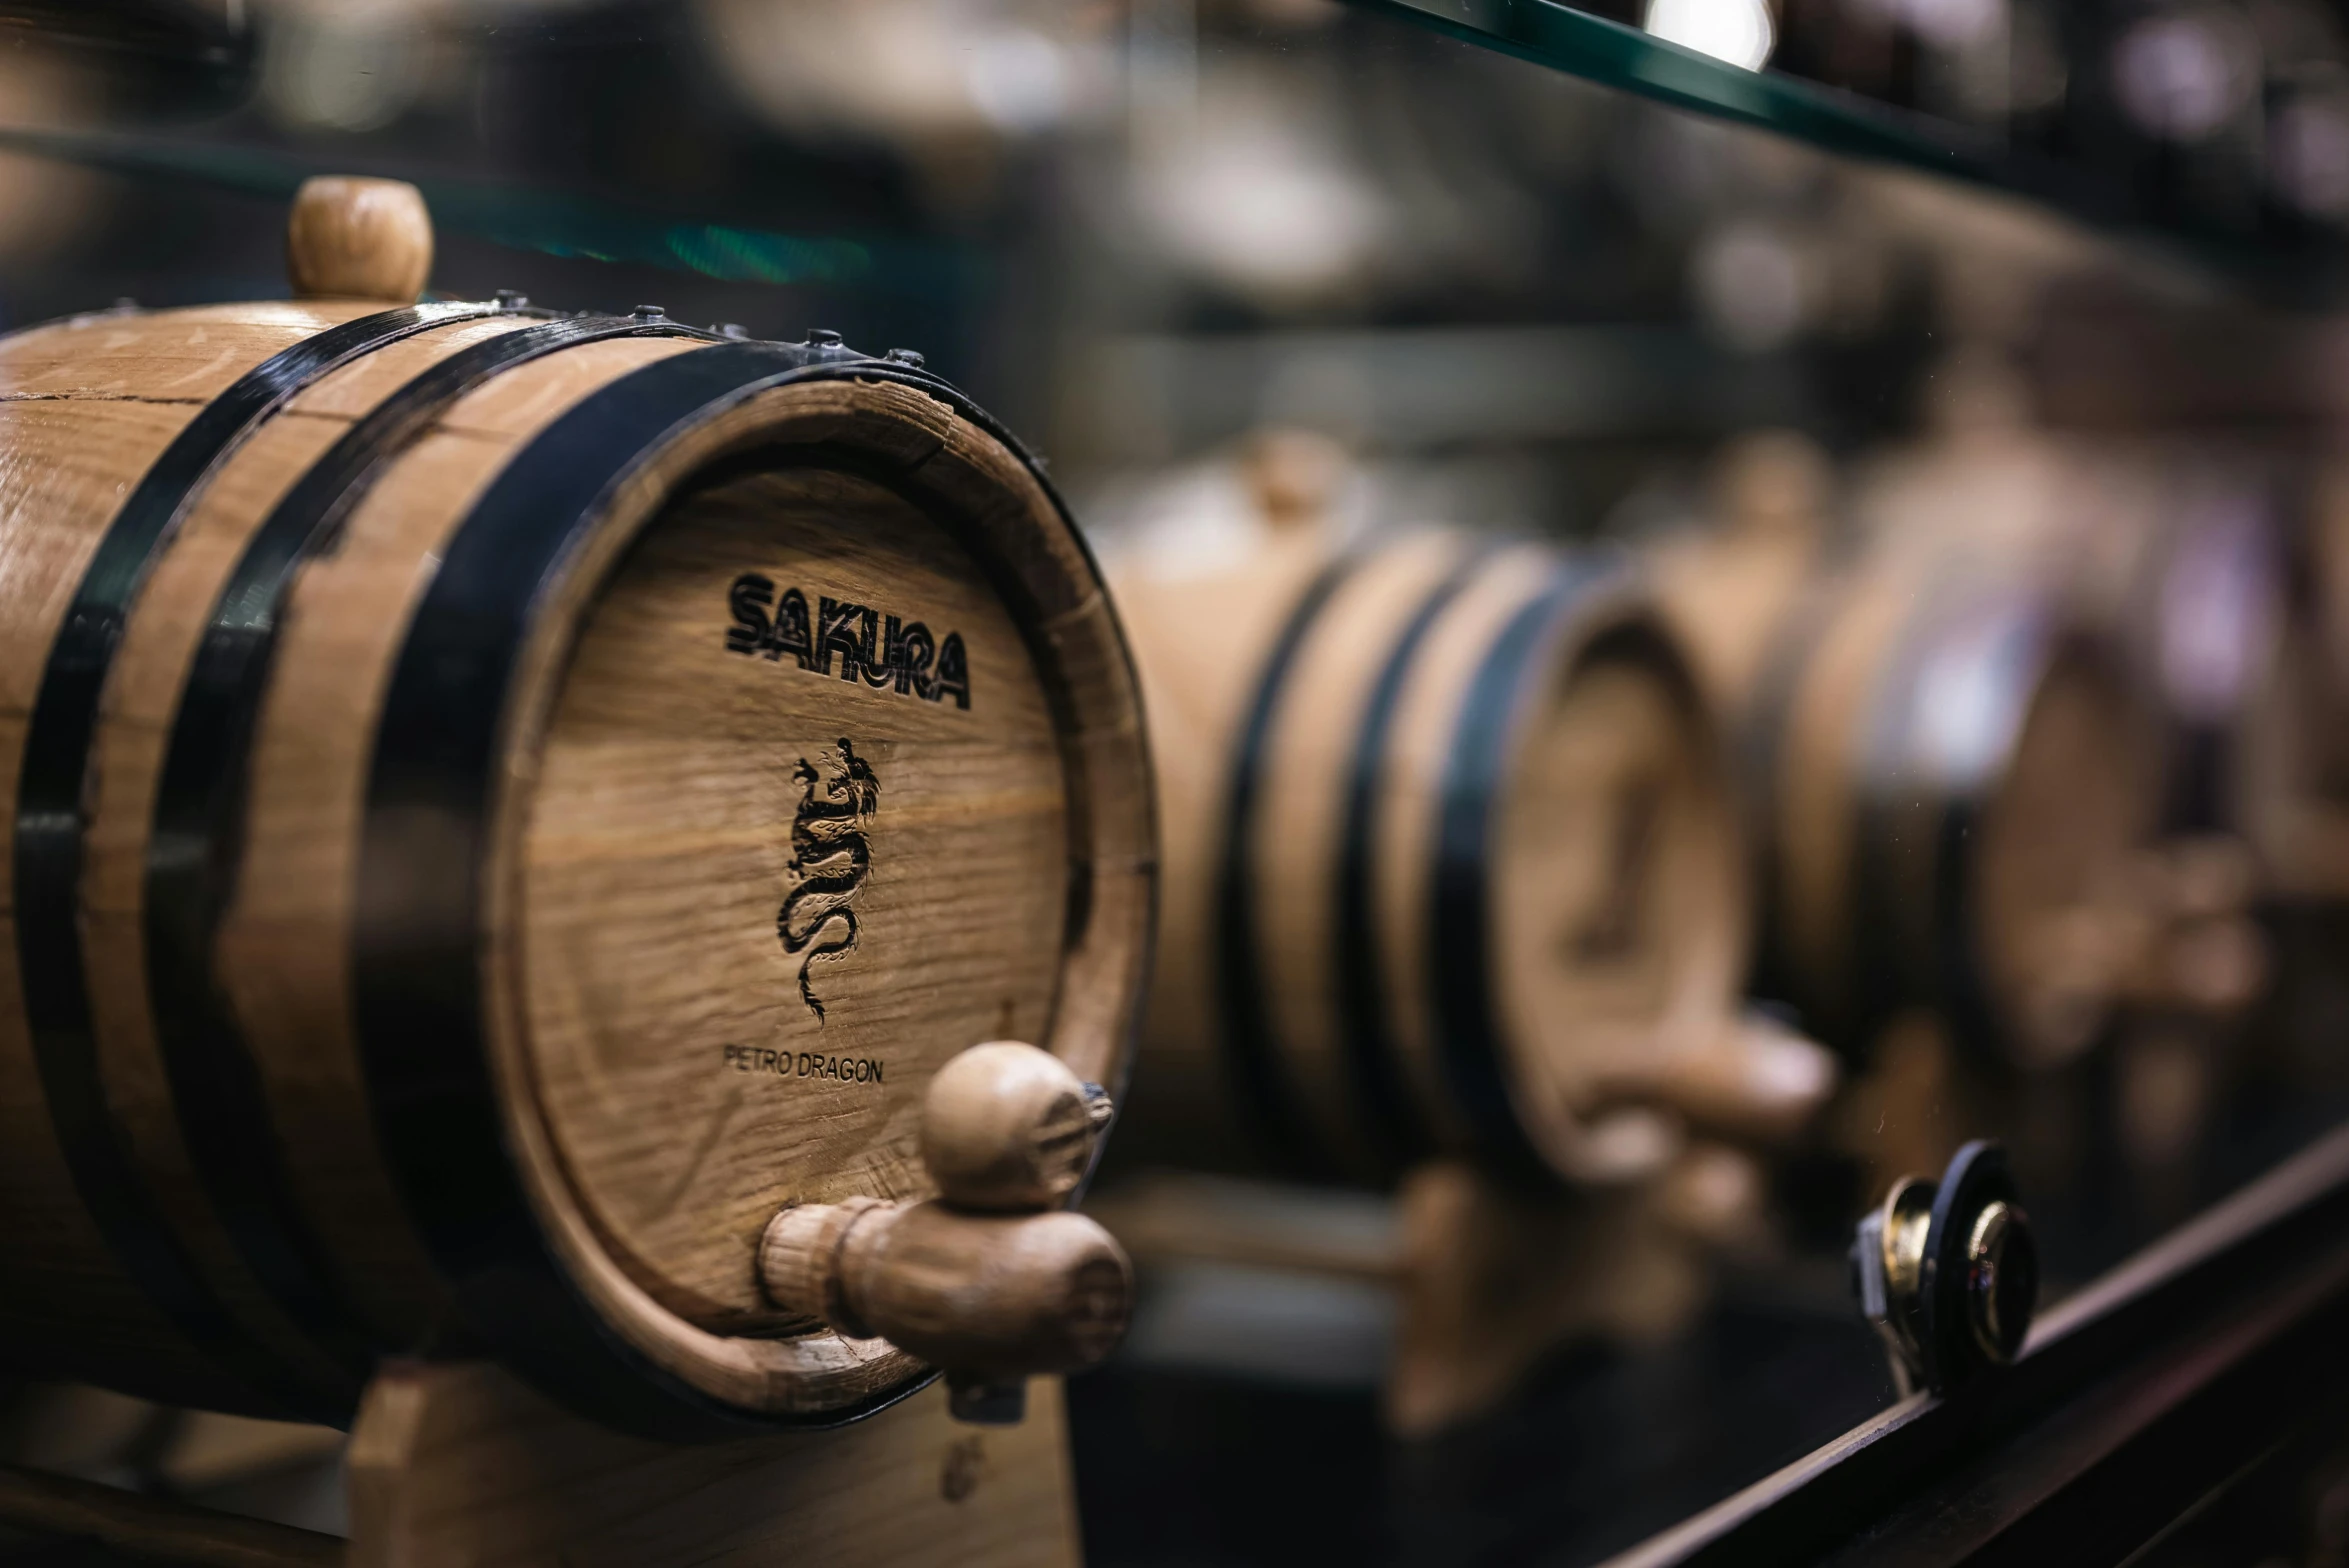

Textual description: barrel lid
[515,457,1075,1339]
[362,352,1149,1430]
[1482,591,1746,1182]
[1967,616,2159,1068]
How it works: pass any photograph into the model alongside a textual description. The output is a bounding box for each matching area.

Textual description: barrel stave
[80,313,640,1414]
[0,303,377,403]
[215,334,726,1386]
[1493,632,1743,1152]
[513,463,1074,1332]
[0,302,399,1419]
[1372,546,1559,1170]
[1117,534,1333,1172]
[1250,533,1467,1179]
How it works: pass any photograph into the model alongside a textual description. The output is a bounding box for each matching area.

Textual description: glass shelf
[1343,0,2347,303]
[0,123,964,300]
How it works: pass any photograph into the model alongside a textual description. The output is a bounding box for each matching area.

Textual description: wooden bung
[1104,486,1835,1192]
[285,177,433,304]
[0,180,1152,1437]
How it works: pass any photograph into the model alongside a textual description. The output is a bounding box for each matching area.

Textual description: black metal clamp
[1852,1140,2039,1397]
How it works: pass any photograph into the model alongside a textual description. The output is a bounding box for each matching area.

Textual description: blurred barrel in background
[1750,555,2171,1071]
[1105,443,1832,1197]
[0,184,1152,1437]
[2236,460,2349,906]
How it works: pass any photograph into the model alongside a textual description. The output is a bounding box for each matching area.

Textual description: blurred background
[9,1,2349,1565]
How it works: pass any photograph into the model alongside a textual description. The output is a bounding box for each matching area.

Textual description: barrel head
[517,464,1071,1335]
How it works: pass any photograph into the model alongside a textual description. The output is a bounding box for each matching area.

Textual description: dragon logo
[779,738,879,1022]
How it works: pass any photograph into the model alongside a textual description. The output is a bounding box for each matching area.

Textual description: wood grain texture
[476,374,1150,1416]
[345,1360,1081,1568]
[516,466,1069,1331]
[0,292,1152,1427]
[761,1201,1131,1378]
[1108,531,1330,1173]
[218,336,709,1371]
[0,302,380,1414]
[77,317,544,1398]
[757,1039,1129,1381]
[285,178,432,304]
[0,1462,345,1567]
[920,1041,1103,1212]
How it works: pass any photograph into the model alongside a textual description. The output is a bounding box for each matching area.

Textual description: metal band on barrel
[1330,544,1500,1174]
[144,312,717,1394]
[10,300,508,1421]
[1213,557,1361,1179]
[1427,558,1613,1185]
[352,337,1004,1440]
[1733,575,1852,1044]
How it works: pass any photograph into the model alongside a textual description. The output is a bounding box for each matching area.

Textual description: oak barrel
[1109,521,1828,1190]
[0,285,1152,1434]
[1748,545,2163,1072]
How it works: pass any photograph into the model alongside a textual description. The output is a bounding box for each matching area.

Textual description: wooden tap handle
[920,1040,1110,1212]
[759,1201,1133,1379]
[1583,1014,1837,1146]
[286,175,434,302]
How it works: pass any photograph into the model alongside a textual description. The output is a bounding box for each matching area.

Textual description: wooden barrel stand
[0,1358,1082,1568]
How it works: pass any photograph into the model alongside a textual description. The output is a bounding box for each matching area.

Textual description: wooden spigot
[2013,836,2268,1057]
[1579,1012,1840,1148]
[286,175,434,303]
[758,1042,1130,1425]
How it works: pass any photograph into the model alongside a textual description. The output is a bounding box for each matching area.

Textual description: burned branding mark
[721,1045,887,1086]
[779,738,878,1022]
[725,574,971,710]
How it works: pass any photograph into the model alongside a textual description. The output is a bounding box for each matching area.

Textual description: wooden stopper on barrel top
[759,1043,1135,1424]
[285,175,433,302]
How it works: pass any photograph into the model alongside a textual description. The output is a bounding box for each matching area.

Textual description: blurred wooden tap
[2112,837,2268,1017]
[1580,1011,1839,1148]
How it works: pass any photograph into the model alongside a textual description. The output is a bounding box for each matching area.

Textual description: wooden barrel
[0,230,1150,1434]
[1749,546,2163,1072]
[1109,520,1827,1190]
